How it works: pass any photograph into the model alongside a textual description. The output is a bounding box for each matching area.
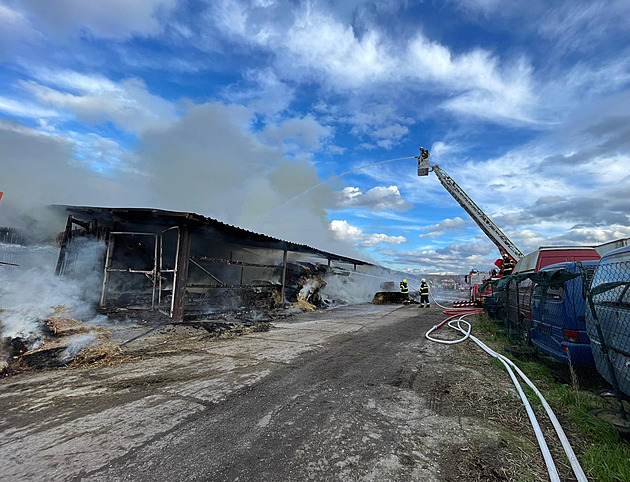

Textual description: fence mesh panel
[586,258,630,410]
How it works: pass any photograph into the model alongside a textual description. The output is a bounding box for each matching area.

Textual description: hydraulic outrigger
[417,147,523,261]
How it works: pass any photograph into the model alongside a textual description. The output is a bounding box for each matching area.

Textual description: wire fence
[585,254,630,419]
[482,256,630,421]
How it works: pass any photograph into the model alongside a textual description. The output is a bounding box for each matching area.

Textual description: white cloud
[338,185,412,212]
[262,114,334,155]
[329,220,407,246]
[10,0,177,40]
[222,69,296,118]
[0,96,60,119]
[207,1,537,126]
[537,1,629,55]
[379,236,497,273]
[20,72,178,134]
[418,217,471,239]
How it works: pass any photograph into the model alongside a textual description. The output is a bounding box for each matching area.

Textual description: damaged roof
[55,205,372,267]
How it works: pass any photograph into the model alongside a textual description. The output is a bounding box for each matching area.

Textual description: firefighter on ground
[400,279,410,304]
[419,278,430,308]
[502,255,515,276]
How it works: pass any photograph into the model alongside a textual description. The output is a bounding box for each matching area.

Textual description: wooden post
[171,226,191,321]
[100,233,115,308]
[55,215,74,275]
[280,249,288,304]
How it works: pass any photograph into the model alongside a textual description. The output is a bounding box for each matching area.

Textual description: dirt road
[0,304,557,481]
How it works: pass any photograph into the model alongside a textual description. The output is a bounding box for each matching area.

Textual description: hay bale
[45,317,87,336]
[70,342,122,367]
[372,291,407,304]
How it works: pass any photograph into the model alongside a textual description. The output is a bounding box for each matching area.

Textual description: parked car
[506,247,601,344]
[586,246,630,395]
[530,261,598,366]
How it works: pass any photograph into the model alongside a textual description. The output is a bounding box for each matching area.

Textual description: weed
[473,326,630,481]
[582,442,630,482]
[514,359,554,384]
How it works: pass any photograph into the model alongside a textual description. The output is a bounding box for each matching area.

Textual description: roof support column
[280,249,288,304]
[171,226,191,321]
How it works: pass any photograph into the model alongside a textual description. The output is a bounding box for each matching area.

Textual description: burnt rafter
[53,205,372,322]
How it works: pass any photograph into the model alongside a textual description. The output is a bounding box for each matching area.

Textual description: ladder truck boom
[417,148,523,261]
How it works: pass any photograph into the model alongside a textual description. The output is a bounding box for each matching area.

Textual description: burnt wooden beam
[171,226,191,321]
[191,255,277,269]
[280,249,288,304]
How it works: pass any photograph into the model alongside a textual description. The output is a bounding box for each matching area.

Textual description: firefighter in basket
[502,255,515,276]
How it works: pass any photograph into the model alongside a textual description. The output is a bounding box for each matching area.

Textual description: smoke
[0,120,153,242]
[61,332,97,362]
[0,238,106,345]
[320,267,422,305]
[0,103,361,258]
[142,102,354,256]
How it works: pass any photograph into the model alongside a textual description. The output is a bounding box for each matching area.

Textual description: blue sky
[1,0,630,274]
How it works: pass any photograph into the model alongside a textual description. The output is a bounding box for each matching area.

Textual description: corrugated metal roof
[54,205,372,267]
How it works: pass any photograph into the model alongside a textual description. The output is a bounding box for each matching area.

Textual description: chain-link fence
[585,248,630,420]
[481,250,630,422]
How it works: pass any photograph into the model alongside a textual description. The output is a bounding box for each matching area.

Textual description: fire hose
[421,284,587,482]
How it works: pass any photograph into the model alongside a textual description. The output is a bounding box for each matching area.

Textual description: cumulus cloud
[222,69,296,118]
[379,237,497,274]
[418,217,471,239]
[262,114,334,156]
[329,220,407,247]
[205,0,537,128]
[338,185,412,212]
[19,71,178,134]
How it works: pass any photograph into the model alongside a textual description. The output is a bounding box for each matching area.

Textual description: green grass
[473,314,630,481]
[582,442,630,482]
[514,359,555,384]
[474,312,510,344]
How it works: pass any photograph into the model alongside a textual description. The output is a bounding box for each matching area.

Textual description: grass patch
[514,358,555,384]
[474,312,510,344]
[472,321,630,481]
[582,442,630,482]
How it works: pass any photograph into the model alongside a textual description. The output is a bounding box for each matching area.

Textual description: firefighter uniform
[400,279,410,304]
[419,279,430,308]
[502,257,515,276]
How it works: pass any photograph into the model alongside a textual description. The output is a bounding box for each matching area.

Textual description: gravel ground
[0,304,581,481]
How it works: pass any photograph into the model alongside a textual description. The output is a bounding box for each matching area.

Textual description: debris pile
[1,305,115,374]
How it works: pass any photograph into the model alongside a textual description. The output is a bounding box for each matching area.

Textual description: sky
[1,0,629,274]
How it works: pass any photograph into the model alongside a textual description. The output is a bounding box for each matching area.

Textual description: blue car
[530,260,599,366]
[586,247,630,395]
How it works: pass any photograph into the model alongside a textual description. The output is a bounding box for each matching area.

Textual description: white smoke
[61,332,97,362]
[0,239,106,345]
[321,270,398,305]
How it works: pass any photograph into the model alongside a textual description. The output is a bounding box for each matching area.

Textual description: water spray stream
[252,156,416,231]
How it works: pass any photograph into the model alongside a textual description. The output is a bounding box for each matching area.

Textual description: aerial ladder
[417,147,524,262]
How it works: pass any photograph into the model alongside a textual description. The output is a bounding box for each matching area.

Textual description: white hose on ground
[426,308,588,482]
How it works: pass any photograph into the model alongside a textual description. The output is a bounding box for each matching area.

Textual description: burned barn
[54,206,372,321]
